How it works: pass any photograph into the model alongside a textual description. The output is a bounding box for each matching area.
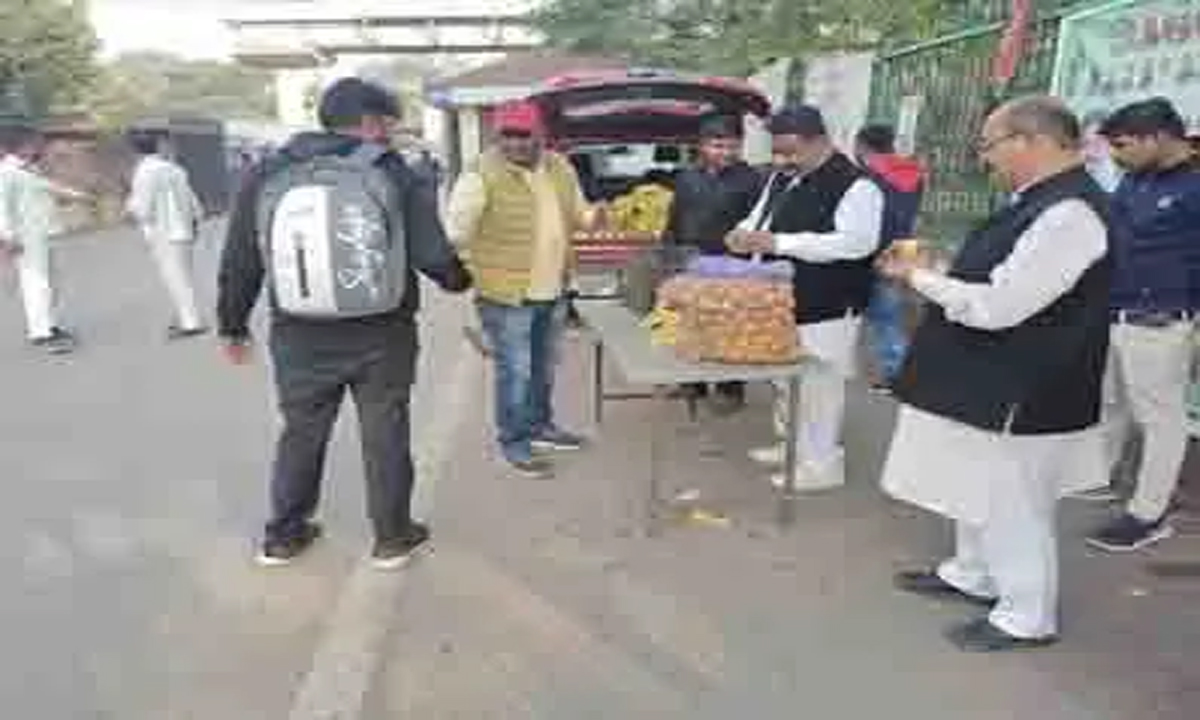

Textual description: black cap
[1099,96,1187,139]
[767,105,827,137]
[698,115,742,139]
[318,77,401,130]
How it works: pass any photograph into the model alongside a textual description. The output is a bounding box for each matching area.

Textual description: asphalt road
[2,222,1196,720]
[0,222,476,718]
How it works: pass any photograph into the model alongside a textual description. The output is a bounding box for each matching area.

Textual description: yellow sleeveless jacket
[465,150,581,305]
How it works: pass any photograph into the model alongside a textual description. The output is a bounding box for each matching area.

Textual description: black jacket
[767,153,875,324]
[895,167,1112,435]
[216,132,471,341]
[665,162,762,254]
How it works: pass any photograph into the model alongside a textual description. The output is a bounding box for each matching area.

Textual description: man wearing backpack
[854,124,926,388]
[217,77,472,569]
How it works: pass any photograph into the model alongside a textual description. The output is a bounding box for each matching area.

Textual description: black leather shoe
[946,617,1059,653]
[894,569,996,607]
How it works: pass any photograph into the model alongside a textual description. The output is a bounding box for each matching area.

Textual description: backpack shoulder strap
[348,142,388,168]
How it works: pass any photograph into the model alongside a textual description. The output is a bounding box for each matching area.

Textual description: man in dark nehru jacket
[664,115,762,412]
[727,104,885,491]
[879,96,1112,651]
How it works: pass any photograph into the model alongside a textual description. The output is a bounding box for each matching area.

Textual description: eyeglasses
[976,133,1020,154]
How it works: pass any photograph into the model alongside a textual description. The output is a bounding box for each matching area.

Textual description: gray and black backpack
[257,144,406,318]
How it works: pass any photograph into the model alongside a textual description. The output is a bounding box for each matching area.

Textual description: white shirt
[737,171,885,262]
[909,199,1108,331]
[0,154,63,249]
[127,155,203,243]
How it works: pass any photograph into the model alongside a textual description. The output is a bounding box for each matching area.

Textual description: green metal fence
[868,1,1092,244]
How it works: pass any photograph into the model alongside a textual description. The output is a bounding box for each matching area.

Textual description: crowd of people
[1,75,1196,654]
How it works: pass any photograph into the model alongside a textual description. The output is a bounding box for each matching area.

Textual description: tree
[88,52,276,128]
[0,0,99,119]
[532,0,950,76]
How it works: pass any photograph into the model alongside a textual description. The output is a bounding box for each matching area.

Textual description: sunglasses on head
[499,129,534,139]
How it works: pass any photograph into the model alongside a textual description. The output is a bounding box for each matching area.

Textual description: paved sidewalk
[366,333,1200,719]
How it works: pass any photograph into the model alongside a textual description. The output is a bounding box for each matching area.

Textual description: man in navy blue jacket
[1087,98,1199,552]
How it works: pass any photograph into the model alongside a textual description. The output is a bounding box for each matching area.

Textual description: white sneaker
[748,444,786,466]
[771,452,846,492]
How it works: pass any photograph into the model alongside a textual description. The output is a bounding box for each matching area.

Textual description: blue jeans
[477,298,565,461]
[865,282,909,381]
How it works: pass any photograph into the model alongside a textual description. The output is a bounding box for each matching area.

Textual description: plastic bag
[657,271,800,365]
[684,255,794,281]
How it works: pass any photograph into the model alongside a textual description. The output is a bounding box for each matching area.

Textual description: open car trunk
[524,71,771,289]
[528,71,772,201]
[531,71,771,145]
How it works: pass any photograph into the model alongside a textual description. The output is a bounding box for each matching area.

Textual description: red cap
[492,100,544,134]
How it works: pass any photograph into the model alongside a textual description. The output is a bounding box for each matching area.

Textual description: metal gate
[867,0,1090,244]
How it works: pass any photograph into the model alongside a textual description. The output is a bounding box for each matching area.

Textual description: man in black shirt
[664,116,762,411]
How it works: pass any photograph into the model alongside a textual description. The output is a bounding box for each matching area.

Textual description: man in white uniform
[727,105,884,490]
[878,96,1111,652]
[0,123,87,354]
[126,129,207,339]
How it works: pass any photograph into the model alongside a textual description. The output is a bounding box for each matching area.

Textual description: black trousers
[265,318,418,543]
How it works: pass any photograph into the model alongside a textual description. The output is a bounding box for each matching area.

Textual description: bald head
[990,96,1082,151]
[978,95,1085,189]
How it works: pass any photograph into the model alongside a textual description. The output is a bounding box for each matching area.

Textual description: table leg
[685,393,700,423]
[592,339,605,426]
[647,384,668,537]
[778,375,802,527]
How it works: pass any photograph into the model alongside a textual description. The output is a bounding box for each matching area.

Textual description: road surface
[1,223,1196,719]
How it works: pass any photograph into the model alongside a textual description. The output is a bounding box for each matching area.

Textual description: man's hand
[583,202,607,231]
[220,338,252,365]
[725,229,775,255]
[876,238,935,285]
[49,182,92,204]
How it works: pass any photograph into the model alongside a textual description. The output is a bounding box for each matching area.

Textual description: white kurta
[881,198,1110,526]
[0,154,67,339]
[127,155,205,330]
[127,155,202,244]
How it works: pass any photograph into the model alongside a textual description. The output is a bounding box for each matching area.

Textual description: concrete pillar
[458,106,482,169]
[275,69,320,127]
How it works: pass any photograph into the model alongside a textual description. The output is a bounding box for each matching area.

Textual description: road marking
[287,303,481,720]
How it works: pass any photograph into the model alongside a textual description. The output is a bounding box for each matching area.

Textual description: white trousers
[935,436,1066,639]
[1101,322,1192,522]
[772,315,862,465]
[16,240,60,340]
[148,238,202,330]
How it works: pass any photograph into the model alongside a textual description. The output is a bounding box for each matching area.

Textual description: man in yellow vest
[446,100,597,477]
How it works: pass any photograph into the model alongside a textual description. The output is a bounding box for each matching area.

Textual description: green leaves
[0,0,99,119]
[531,0,954,75]
[87,52,276,129]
